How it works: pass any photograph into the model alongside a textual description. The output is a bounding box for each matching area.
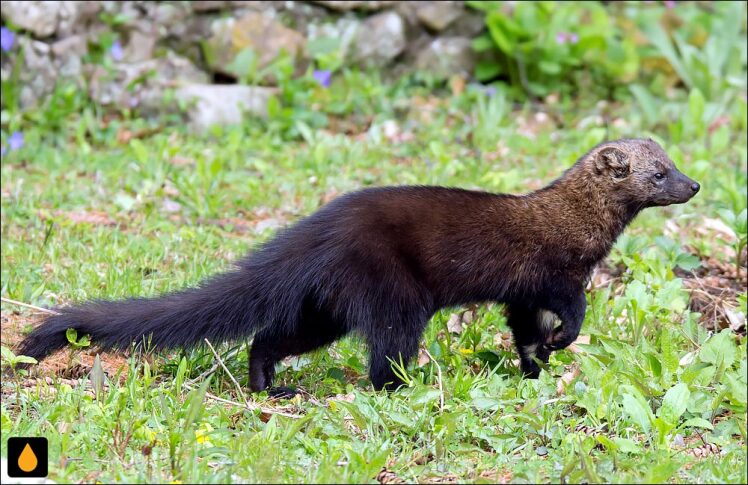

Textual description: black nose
[691,182,700,193]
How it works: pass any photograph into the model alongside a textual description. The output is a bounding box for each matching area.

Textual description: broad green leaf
[622,392,654,432]
[699,329,736,369]
[681,417,714,430]
[658,383,690,425]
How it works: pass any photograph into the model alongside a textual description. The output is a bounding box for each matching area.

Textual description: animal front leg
[506,305,555,378]
[544,291,587,352]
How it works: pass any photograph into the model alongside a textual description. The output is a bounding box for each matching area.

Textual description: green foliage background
[1,1,746,483]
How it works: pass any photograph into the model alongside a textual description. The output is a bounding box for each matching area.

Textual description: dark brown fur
[17,138,700,394]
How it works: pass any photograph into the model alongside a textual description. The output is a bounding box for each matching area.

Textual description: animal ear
[595,146,629,178]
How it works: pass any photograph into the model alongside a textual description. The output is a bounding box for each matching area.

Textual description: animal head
[588,138,700,208]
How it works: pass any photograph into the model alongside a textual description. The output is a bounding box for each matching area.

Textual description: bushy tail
[16,270,262,362]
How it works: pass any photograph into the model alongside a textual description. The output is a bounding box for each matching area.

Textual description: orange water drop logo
[18,443,38,472]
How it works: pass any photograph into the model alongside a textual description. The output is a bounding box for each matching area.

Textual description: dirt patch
[1,309,130,382]
[676,256,747,335]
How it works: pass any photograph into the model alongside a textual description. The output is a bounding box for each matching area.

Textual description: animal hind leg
[506,305,555,378]
[367,312,429,391]
[249,308,348,395]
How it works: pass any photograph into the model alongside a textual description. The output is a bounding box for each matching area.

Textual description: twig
[204,338,249,407]
[1,297,60,315]
[422,347,444,412]
[186,342,247,386]
[183,382,302,419]
[186,362,220,386]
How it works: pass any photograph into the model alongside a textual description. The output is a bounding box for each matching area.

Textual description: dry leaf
[330,392,355,404]
[162,199,181,213]
[169,155,195,166]
[376,467,404,484]
[568,335,591,353]
[450,75,466,97]
[687,443,720,458]
[417,348,430,367]
[446,313,463,334]
[699,217,737,242]
[724,306,746,333]
[462,310,474,324]
[556,365,581,395]
[57,210,115,226]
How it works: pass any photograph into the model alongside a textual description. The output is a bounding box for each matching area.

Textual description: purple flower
[1,27,15,52]
[110,41,123,61]
[484,86,497,97]
[555,32,579,45]
[312,69,332,88]
[8,131,24,151]
[1,145,6,157]
[664,0,676,8]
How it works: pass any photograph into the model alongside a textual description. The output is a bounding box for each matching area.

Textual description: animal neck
[531,164,641,261]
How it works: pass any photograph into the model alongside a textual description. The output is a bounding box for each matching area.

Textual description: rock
[100,0,144,29]
[191,1,265,12]
[352,11,405,68]
[306,16,360,62]
[4,35,88,109]
[153,2,191,37]
[0,1,100,38]
[312,1,395,12]
[414,37,475,79]
[174,84,277,133]
[124,28,157,63]
[416,1,464,32]
[443,9,486,38]
[88,51,209,112]
[50,34,87,78]
[203,11,306,80]
[15,37,57,109]
[279,1,330,36]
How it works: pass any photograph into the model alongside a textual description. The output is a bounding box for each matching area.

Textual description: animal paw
[266,386,299,399]
[544,329,578,351]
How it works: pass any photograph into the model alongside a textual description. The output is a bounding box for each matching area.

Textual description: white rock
[175,84,277,133]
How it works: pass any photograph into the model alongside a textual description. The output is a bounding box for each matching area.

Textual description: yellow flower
[195,423,214,445]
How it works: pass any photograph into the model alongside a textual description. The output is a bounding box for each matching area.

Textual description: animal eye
[654,172,665,180]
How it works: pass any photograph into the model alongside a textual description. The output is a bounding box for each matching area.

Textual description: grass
[1,68,747,483]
